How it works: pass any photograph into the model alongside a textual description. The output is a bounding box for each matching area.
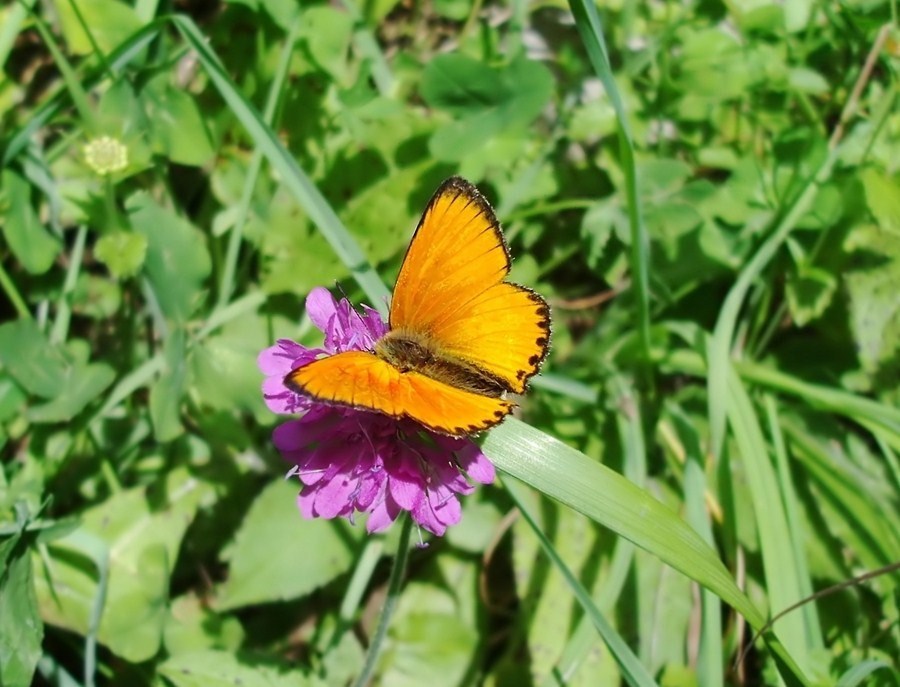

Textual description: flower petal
[457,444,496,484]
[306,287,339,333]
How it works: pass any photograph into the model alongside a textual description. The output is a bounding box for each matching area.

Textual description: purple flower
[258,287,496,536]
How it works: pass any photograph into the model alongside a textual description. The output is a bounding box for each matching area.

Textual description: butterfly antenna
[335,280,370,330]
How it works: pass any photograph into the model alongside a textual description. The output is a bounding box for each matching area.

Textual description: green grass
[1,1,899,686]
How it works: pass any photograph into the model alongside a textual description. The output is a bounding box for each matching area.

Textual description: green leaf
[421,54,553,161]
[171,13,390,308]
[0,320,114,420]
[0,374,27,423]
[379,555,482,687]
[787,67,829,95]
[149,328,187,442]
[0,169,61,275]
[164,593,244,655]
[54,0,143,54]
[27,362,115,423]
[301,6,354,83]
[94,231,148,278]
[160,650,307,687]
[190,315,270,418]
[141,74,215,166]
[505,493,622,685]
[726,370,811,670]
[128,192,211,322]
[0,320,69,398]
[381,612,478,687]
[215,480,362,610]
[34,468,215,661]
[786,265,837,326]
[843,224,900,378]
[860,168,900,234]
[0,536,43,687]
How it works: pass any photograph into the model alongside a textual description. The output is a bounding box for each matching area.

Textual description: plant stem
[352,517,413,687]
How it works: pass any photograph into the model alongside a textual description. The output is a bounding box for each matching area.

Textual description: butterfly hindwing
[285,350,516,436]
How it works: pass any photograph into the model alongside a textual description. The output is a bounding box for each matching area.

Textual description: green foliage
[1,1,898,686]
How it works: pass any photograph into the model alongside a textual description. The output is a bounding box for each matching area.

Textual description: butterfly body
[375,329,510,397]
[285,177,550,436]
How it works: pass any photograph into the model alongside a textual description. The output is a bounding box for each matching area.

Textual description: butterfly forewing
[390,177,550,394]
[285,350,516,436]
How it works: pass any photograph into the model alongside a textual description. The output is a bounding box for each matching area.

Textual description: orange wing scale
[285,351,516,436]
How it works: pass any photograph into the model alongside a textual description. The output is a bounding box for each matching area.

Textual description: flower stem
[352,516,413,687]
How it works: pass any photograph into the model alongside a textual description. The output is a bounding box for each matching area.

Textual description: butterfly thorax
[375,329,509,397]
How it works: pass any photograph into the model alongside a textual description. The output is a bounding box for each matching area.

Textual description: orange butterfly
[285,177,551,436]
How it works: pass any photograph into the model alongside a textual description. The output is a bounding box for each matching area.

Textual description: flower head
[258,287,496,536]
[83,136,128,176]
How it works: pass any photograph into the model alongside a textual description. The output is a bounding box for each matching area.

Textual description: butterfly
[284,176,551,436]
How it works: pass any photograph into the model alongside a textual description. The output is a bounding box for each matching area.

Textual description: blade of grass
[835,659,896,687]
[540,376,642,685]
[20,0,95,128]
[783,421,900,565]
[505,477,659,687]
[171,14,390,310]
[64,0,115,79]
[2,21,160,166]
[216,18,301,310]
[351,516,412,687]
[763,395,824,653]
[668,403,724,687]
[663,349,900,448]
[566,0,651,386]
[337,0,394,96]
[50,225,86,345]
[707,64,898,465]
[324,537,384,652]
[0,0,36,70]
[726,368,809,670]
[482,419,808,685]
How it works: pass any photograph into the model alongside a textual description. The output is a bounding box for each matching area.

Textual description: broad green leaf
[786,265,836,326]
[0,535,43,687]
[141,74,215,166]
[0,374,26,422]
[54,0,143,54]
[171,14,390,308]
[788,67,829,95]
[0,322,112,417]
[128,192,211,322]
[503,493,620,686]
[215,480,362,610]
[94,231,148,278]
[860,168,900,234]
[160,650,308,687]
[379,555,481,687]
[0,169,60,274]
[34,468,215,661]
[301,6,354,84]
[422,54,553,161]
[164,593,244,655]
[27,362,115,423]
[381,612,478,687]
[843,224,900,379]
[0,320,67,398]
[190,312,275,420]
[149,328,187,441]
